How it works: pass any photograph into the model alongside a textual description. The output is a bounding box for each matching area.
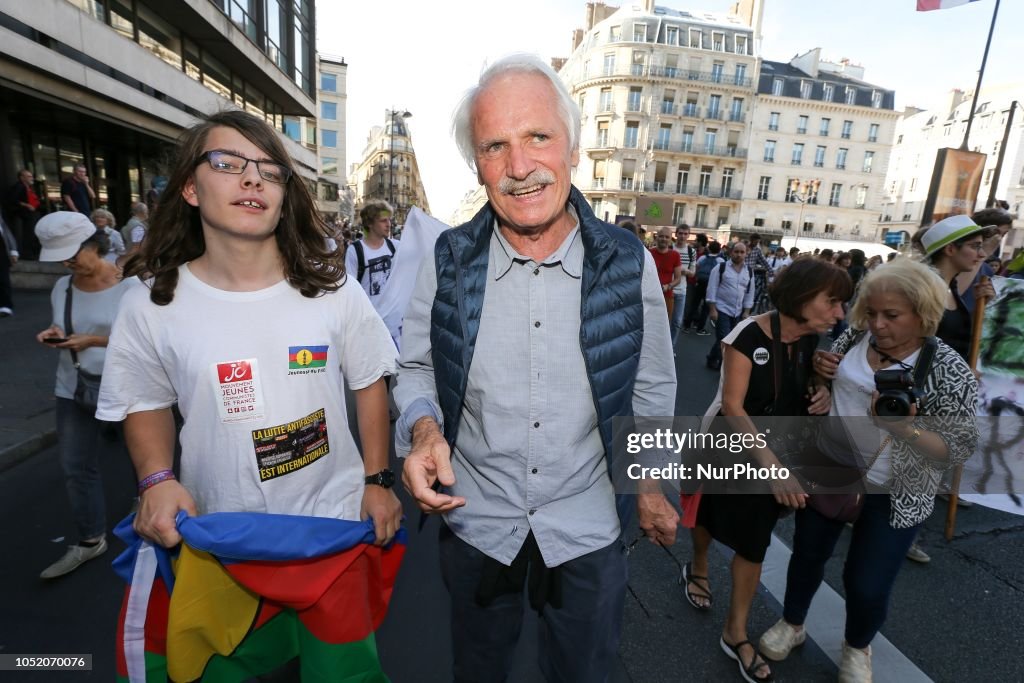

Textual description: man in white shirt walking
[705,241,754,370]
[346,200,398,307]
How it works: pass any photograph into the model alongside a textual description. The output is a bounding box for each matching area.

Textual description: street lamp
[788,178,821,248]
[387,108,412,221]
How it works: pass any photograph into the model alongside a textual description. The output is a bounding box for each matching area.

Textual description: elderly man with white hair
[394,54,678,681]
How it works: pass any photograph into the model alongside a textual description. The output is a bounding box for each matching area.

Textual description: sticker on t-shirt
[288,345,328,376]
[752,347,770,366]
[251,408,330,482]
[213,359,266,423]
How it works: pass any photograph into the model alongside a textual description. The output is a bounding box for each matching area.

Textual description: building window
[666,26,677,45]
[711,62,724,83]
[815,146,826,168]
[717,206,731,226]
[695,204,708,227]
[708,94,722,119]
[632,51,646,76]
[730,98,744,122]
[321,129,337,147]
[657,124,672,150]
[599,88,613,112]
[321,157,338,176]
[620,159,636,191]
[603,53,615,76]
[698,166,712,195]
[592,159,607,189]
[824,223,836,234]
[757,176,771,200]
[823,83,834,102]
[734,63,747,85]
[721,167,735,196]
[682,127,694,151]
[800,81,812,99]
[735,35,748,55]
[283,116,301,142]
[704,129,717,153]
[871,90,883,108]
[802,220,814,232]
[625,121,640,148]
[842,120,853,139]
[862,151,875,173]
[763,140,776,162]
[676,163,690,193]
[820,118,830,137]
[791,143,804,165]
[633,23,647,42]
[610,25,621,42]
[320,73,337,92]
[673,202,686,224]
[772,78,784,96]
[846,86,857,105]
[836,147,848,170]
[781,219,793,231]
[137,4,183,69]
[753,217,765,227]
[797,115,808,134]
[689,28,703,48]
[627,86,643,112]
[855,185,868,208]
[768,112,779,131]
[829,183,842,206]
[661,89,675,114]
[712,31,725,51]
[596,121,609,147]
[320,102,337,120]
[869,123,879,143]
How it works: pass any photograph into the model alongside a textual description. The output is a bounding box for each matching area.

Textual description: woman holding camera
[33,213,135,579]
[759,258,978,683]
[688,258,849,683]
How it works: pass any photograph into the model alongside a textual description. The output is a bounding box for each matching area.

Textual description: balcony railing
[660,102,676,115]
[597,103,615,114]
[594,65,755,87]
[642,183,743,200]
[682,104,699,117]
[620,178,636,190]
[706,108,723,120]
[729,111,746,122]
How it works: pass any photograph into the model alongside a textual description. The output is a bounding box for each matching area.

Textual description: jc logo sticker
[752,348,770,366]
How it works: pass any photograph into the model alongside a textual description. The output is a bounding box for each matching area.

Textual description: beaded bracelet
[138,469,176,495]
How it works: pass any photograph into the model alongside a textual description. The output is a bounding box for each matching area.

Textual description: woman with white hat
[919,214,996,360]
[33,211,136,579]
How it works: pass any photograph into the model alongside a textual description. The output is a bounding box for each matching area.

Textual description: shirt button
[534,421,540,428]
[534,321,541,328]
[533,268,540,275]
[531,468,538,474]
[529,509,536,516]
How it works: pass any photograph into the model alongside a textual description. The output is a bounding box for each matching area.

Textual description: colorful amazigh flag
[113,512,406,682]
[917,0,981,11]
[288,345,329,369]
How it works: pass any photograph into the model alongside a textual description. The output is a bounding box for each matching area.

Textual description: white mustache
[498,170,555,195]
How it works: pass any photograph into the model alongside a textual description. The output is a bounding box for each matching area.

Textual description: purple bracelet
[138,469,176,495]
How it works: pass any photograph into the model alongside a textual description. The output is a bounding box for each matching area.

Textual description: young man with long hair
[97,109,401,550]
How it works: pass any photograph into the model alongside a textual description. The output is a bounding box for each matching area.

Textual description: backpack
[717,261,754,295]
[695,255,720,283]
[352,238,396,282]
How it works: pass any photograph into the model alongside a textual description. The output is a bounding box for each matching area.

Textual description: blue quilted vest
[430,186,646,511]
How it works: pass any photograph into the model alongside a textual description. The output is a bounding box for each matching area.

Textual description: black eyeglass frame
[193,149,293,184]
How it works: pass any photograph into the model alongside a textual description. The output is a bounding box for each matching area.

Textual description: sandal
[680,561,713,611]
[720,637,774,683]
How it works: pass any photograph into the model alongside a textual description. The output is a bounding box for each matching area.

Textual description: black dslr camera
[873,337,938,419]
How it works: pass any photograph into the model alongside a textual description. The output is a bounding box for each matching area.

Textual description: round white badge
[752,347,770,366]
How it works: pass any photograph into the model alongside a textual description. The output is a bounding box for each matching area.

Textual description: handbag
[64,277,101,415]
[805,436,891,523]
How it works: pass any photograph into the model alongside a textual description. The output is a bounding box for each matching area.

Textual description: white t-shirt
[344,238,398,305]
[673,244,696,294]
[823,333,921,486]
[96,265,398,520]
[50,275,138,399]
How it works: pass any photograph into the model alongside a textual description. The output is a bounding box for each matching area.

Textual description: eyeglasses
[194,150,292,184]
[961,241,985,253]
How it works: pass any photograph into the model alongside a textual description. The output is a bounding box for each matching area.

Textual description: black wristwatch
[364,469,396,488]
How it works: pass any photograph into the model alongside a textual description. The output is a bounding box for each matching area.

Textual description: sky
[318,0,1020,222]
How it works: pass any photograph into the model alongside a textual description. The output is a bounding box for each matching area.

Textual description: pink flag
[917,0,981,10]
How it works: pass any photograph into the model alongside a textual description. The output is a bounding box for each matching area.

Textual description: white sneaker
[0,307,12,317]
[839,642,872,683]
[759,618,805,661]
[40,537,108,579]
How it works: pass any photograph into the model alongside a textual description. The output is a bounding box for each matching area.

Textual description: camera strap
[913,337,938,390]
[64,276,81,370]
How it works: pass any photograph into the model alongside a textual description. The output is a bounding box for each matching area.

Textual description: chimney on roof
[643,0,655,12]
[572,28,584,51]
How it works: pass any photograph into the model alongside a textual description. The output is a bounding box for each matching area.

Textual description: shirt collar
[489,205,583,280]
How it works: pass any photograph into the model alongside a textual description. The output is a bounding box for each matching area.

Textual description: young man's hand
[360,486,403,546]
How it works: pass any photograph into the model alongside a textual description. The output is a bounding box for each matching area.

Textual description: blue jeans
[55,397,127,540]
[671,291,686,346]
[706,313,741,364]
[782,494,921,649]
[439,523,627,683]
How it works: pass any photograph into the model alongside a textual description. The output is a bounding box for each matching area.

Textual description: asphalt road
[0,327,1021,682]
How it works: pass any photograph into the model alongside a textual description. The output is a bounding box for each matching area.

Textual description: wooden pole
[945,275,991,540]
